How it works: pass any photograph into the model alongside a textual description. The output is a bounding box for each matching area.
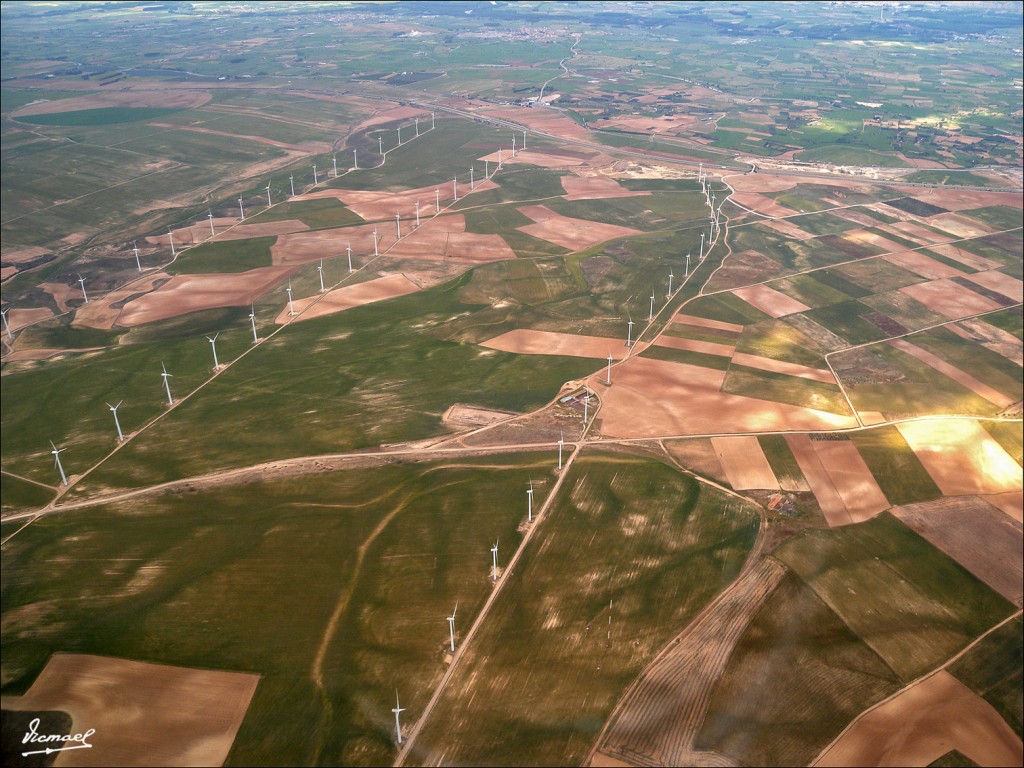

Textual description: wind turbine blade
[49,440,57,451]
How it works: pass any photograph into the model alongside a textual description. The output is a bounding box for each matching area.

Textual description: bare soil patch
[517,205,642,252]
[963,270,1023,304]
[758,218,817,240]
[889,339,1015,408]
[7,307,54,332]
[118,266,295,326]
[706,250,784,291]
[13,89,211,117]
[842,228,913,255]
[883,250,965,280]
[664,438,728,485]
[896,420,1023,497]
[731,285,811,318]
[984,491,1024,524]
[560,176,651,201]
[893,496,1023,604]
[785,434,852,526]
[592,357,856,439]
[0,653,258,767]
[315,180,496,221]
[711,436,780,490]
[899,278,1003,320]
[894,187,1024,212]
[443,404,519,428]
[1,245,50,265]
[728,192,798,218]
[482,329,624,360]
[927,244,1002,272]
[73,272,170,330]
[814,671,1022,768]
[654,335,734,357]
[949,318,1023,367]
[731,352,836,384]
[38,282,79,313]
[483,106,592,140]
[927,212,996,239]
[812,438,891,524]
[674,314,745,334]
[271,223,385,266]
[273,273,421,324]
[884,221,953,245]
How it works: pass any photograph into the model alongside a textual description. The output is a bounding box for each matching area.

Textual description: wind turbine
[511,132,516,156]
[160,362,173,406]
[491,539,499,581]
[395,212,401,240]
[558,431,564,470]
[583,389,590,422]
[470,166,474,191]
[312,163,318,185]
[431,111,435,130]
[168,228,176,256]
[392,691,405,745]
[649,290,655,321]
[435,188,440,213]
[626,315,634,348]
[347,243,354,273]
[353,148,358,170]
[207,211,215,237]
[415,117,419,137]
[667,268,674,298]
[77,275,89,304]
[317,260,325,293]
[289,175,295,198]
[373,228,379,257]
[207,332,220,369]
[497,146,503,169]
[527,480,534,522]
[685,252,691,277]
[286,281,295,317]
[248,305,258,344]
[238,197,245,221]
[1,308,11,341]
[107,401,124,442]
[485,158,489,178]
[415,200,420,228]
[132,241,142,272]
[522,130,527,149]
[397,125,402,145]
[378,135,383,155]
[607,352,613,385]
[332,155,338,177]
[700,231,705,260]
[50,441,68,486]
[452,176,458,202]
[265,183,272,207]
[446,602,458,652]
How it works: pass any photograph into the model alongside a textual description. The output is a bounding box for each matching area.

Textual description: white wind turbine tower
[497,146,503,169]
[685,252,691,277]
[511,132,516,156]
[77,275,89,304]
[700,231,705,260]
[431,111,435,130]
[353,148,358,170]
[238,197,245,221]
[398,125,403,145]
[522,130,527,149]
[107,401,125,442]
[373,228,379,257]
[626,315,634,347]
[265,183,272,207]
[415,116,419,137]
[289,175,295,197]
[491,539,500,581]
[395,212,401,240]
[317,260,325,293]
[527,480,534,522]
[558,431,564,470]
[446,601,459,652]
[313,163,318,185]
[347,243,354,273]
[435,188,440,214]
[207,211,215,237]
[378,135,383,155]
[249,305,259,344]
[415,200,420,228]
[484,159,489,179]
[207,332,220,369]
[160,362,174,406]
[132,241,143,272]
[667,268,674,297]
[392,691,405,745]
[332,155,338,177]
[168,228,176,256]
[606,352,613,385]
[286,281,296,317]
[50,441,68,486]
[583,388,590,423]
[470,166,474,191]
[452,176,458,202]
[1,308,11,341]
[649,290,655,321]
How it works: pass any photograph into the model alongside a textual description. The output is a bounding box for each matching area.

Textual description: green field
[16,106,183,126]
[848,426,943,506]
[0,455,547,767]
[247,198,363,230]
[949,616,1024,739]
[166,236,275,274]
[414,451,760,765]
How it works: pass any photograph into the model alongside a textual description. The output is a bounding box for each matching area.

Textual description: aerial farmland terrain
[1,1,1021,766]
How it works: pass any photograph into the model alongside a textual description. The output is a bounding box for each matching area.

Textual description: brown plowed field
[654,335,734,357]
[517,205,642,251]
[888,339,1015,408]
[117,266,296,326]
[270,222,391,266]
[730,352,836,383]
[215,219,310,241]
[810,439,891,523]
[842,228,912,255]
[785,434,852,526]
[728,193,798,218]
[561,176,651,201]
[73,272,170,330]
[758,218,817,240]
[964,270,1023,303]
[0,653,259,767]
[13,89,211,116]
[7,307,54,332]
[813,671,1023,768]
[949,318,1024,366]
[731,285,811,318]
[883,251,966,280]
[274,273,421,324]
[482,329,624,360]
[896,420,1023,497]
[892,187,1024,212]
[893,496,1023,604]
[884,221,953,245]
[592,358,856,439]
[593,558,788,768]
[39,282,79,312]
[673,314,745,333]
[711,436,780,490]
[899,278,1003,319]
[984,491,1024,524]
[483,106,592,140]
[311,180,496,220]
[927,244,1002,272]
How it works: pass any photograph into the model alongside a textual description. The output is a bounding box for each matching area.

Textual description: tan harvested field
[899,278,1004,320]
[560,175,651,201]
[118,266,295,326]
[12,89,211,116]
[270,223,385,266]
[273,273,421,324]
[484,106,592,140]
[928,243,1002,272]
[843,228,915,255]
[964,270,1023,303]
[883,250,966,279]
[386,216,516,264]
[39,281,80,313]
[214,219,310,241]
[517,204,642,251]
[674,314,745,333]
[479,148,592,168]
[731,284,811,318]
[949,318,1024,367]
[1,244,49,264]
[728,192,798,218]
[710,436,779,490]
[927,212,996,238]
[729,175,801,194]
[592,558,788,768]
[592,357,856,439]
[892,496,1023,604]
[0,653,259,767]
[306,180,495,220]
[731,352,836,383]
[785,434,855,526]
[664,438,729,485]
[894,187,1024,212]
[593,114,697,133]
[984,491,1024,524]
[811,439,891,523]
[813,671,1023,768]
[888,339,1015,408]
[7,307,55,332]
[758,217,817,240]
[654,335,734,357]
[73,272,170,330]
[482,329,624,360]
[897,420,1023,497]
[884,221,954,245]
